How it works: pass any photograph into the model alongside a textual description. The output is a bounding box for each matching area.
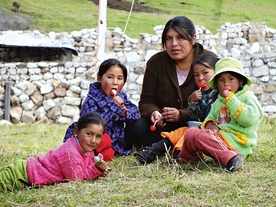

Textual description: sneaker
[134,150,157,165]
[226,154,243,172]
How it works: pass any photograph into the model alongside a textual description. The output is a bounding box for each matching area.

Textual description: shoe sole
[134,153,147,165]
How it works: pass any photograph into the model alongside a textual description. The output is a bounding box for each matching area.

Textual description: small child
[63,58,140,157]
[0,112,111,192]
[134,54,219,164]
[179,57,263,172]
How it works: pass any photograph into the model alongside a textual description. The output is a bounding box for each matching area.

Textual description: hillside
[0,0,161,32]
[1,0,276,38]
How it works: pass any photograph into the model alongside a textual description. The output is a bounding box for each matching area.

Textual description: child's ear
[192,34,196,45]
[97,75,102,83]
[239,79,245,85]
[73,127,79,137]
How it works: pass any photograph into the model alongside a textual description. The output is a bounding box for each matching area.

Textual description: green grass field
[1,0,276,205]
[1,0,276,38]
[0,118,275,206]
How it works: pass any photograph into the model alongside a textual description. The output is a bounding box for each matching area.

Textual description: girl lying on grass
[0,112,111,192]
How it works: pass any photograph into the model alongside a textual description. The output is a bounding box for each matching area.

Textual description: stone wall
[1,22,276,124]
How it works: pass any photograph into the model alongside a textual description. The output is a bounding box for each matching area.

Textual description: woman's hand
[162,107,180,123]
[151,111,166,127]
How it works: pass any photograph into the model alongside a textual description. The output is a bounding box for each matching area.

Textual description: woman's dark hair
[161,16,196,48]
[97,58,128,83]
[77,112,106,132]
[191,54,220,71]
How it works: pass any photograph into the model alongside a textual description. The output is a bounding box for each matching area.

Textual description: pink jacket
[27,137,102,186]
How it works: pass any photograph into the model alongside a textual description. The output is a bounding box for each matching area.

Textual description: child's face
[75,123,104,152]
[98,65,125,98]
[217,72,243,96]
[193,62,215,91]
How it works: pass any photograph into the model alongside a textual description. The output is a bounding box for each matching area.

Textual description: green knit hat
[208,57,252,89]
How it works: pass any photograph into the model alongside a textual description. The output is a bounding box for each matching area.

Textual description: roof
[0,30,78,56]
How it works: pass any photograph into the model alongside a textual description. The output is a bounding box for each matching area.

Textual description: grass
[0,118,275,206]
[1,0,276,38]
[1,1,276,205]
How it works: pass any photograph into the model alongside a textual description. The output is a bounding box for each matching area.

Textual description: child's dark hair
[191,54,219,71]
[77,112,106,132]
[162,16,196,48]
[97,58,128,83]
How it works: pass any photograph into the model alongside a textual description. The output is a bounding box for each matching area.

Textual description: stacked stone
[0,62,94,124]
[1,22,276,124]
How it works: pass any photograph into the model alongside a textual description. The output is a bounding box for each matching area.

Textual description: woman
[133,16,216,148]
[134,54,219,164]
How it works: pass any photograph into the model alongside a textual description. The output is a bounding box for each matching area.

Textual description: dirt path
[91,0,163,13]
[0,10,30,31]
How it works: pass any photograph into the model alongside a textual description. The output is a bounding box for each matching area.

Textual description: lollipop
[150,120,157,132]
[110,89,117,97]
[198,82,205,91]
[94,153,104,163]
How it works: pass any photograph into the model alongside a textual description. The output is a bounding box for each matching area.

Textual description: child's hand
[112,95,124,107]
[205,121,220,133]
[95,159,109,173]
[120,103,127,117]
[190,90,202,103]
[101,167,112,177]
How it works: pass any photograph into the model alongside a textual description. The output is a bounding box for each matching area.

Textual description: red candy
[150,125,156,131]
[198,82,205,88]
[110,89,117,96]
[150,120,158,132]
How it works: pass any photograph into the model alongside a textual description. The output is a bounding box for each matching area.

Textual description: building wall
[1,22,276,124]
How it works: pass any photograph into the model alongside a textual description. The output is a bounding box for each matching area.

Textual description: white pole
[96,0,107,68]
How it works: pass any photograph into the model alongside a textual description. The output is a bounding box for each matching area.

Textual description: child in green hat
[179,57,263,172]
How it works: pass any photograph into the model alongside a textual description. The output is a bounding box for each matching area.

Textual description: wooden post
[4,82,11,121]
